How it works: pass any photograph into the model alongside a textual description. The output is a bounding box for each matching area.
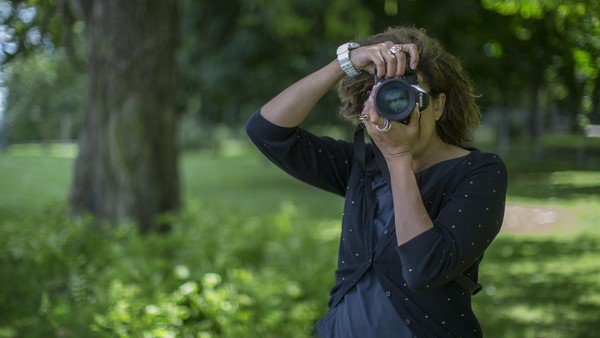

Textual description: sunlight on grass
[548,171,600,187]
[6,143,78,158]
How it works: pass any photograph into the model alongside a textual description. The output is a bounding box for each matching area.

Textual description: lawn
[0,138,599,337]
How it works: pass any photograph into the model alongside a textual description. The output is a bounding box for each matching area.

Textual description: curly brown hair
[339,26,481,147]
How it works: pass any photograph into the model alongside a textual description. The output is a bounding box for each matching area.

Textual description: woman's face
[411,75,445,153]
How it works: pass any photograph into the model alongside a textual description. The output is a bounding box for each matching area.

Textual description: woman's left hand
[362,84,421,160]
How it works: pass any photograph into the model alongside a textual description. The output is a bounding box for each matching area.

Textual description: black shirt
[317,170,415,338]
[245,109,508,337]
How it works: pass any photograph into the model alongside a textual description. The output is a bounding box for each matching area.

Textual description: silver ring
[375,118,392,132]
[389,44,403,54]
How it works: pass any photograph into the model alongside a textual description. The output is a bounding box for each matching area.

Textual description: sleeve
[245,108,354,197]
[395,155,508,291]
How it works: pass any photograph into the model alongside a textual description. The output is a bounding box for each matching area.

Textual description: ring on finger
[358,113,369,121]
[375,118,392,132]
[389,44,403,54]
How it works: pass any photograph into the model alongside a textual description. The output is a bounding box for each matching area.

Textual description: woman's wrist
[329,59,349,81]
[385,152,413,168]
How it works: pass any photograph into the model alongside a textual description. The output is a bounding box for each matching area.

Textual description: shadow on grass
[475,233,600,337]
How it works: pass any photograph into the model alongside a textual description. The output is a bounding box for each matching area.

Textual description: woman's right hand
[349,42,419,79]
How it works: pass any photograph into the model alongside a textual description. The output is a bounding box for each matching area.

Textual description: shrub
[0,201,338,337]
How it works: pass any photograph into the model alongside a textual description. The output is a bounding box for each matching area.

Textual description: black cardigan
[246,110,508,337]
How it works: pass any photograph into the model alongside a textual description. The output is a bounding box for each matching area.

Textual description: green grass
[180,151,344,219]
[475,232,600,337]
[1,138,599,337]
[0,155,72,219]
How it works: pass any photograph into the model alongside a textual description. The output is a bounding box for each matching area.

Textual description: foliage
[482,0,600,125]
[177,0,600,138]
[177,0,374,129]
[0,201,337,337]
[2,0,599,143]
[3,48,85,142]
[0,0,72,63]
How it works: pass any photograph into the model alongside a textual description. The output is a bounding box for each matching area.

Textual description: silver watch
[336,42,361,77]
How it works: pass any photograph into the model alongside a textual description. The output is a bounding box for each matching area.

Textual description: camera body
[373,66,430,125]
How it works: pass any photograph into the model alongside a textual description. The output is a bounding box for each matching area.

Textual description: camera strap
[352,123,483,296]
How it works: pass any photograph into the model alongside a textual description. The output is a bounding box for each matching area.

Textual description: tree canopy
[1,0,599,142]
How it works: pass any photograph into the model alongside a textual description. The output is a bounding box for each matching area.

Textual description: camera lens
[382,85,409,112]
[375,79,415,123]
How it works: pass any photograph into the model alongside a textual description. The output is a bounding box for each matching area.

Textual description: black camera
[373,66,430,124]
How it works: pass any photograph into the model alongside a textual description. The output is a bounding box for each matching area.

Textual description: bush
[0,201,338,337]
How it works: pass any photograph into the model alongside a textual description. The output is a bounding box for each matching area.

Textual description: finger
[362,91,387,133]
[363,117,378,139]
[362,108,385,139]
[365,63,375,75]
[372,51,386,78]
[384,41,403,77]
[384,50,397,78]
[403,44,419,70]
[366,90,382,125]
[368,85,386,125]
[395,50,406,77]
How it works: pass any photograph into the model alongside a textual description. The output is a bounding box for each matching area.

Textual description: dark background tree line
[0,0,598,230]
[5,0,599,140]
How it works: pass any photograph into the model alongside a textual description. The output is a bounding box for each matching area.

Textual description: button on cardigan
[245,109,508,338]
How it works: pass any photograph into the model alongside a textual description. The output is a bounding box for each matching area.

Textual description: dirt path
[501,203,580,234]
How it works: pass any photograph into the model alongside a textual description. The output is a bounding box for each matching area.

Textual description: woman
[245,26,507,338]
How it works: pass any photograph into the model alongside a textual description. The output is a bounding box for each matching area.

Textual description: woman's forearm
[387,155,434,246]
[260,60,345,128]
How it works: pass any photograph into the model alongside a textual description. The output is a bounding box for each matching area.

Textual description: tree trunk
[528,81,542,159]
[496,106,510,157]
[560,56,583,132]
[590,75,600,123]
[69,0,180,232]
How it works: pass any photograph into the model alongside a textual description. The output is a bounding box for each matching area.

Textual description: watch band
[337,42,361,77]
